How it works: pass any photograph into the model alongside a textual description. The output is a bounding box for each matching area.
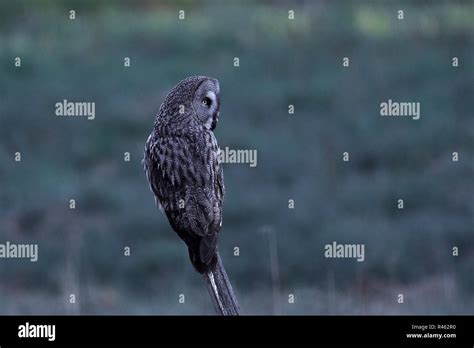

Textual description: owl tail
[203,252,240,315]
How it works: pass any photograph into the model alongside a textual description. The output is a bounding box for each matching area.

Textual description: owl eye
[202,97,212,108]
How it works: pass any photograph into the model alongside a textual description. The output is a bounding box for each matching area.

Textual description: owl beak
[211,111,219,130]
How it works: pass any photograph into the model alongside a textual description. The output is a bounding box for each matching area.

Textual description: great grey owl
[143,76,239,315]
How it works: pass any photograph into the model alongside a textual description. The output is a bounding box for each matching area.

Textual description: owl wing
[144,132,192,226]
[144,131,223,266]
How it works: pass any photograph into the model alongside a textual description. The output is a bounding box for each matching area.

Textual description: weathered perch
[203,252,240,315]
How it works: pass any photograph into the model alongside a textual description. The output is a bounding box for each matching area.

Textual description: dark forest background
[0,0,473,314]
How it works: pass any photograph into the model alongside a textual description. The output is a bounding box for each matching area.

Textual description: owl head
[158,76,221,131]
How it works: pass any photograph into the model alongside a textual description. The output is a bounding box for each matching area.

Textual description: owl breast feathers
[143,76,224,273]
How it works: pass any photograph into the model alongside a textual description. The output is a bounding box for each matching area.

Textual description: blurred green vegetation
[0,0,473,314]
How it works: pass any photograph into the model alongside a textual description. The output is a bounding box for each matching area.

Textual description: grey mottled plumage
[143,76,224,273]
[144,76,240,315]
